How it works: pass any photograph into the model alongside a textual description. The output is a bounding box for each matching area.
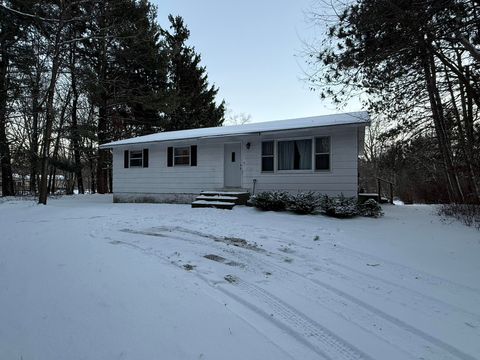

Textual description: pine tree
[82,0,168,193]
[112,0,168,137]
[309,0,480,203]
[161,15,225,131]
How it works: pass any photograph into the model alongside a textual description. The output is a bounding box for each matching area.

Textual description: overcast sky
[154,0,358,123]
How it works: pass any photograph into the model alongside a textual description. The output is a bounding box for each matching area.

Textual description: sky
[154,0,359,123]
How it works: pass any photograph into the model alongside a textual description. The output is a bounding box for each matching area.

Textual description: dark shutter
[190,145,197,166]
[143,149,149,168]
[167,147,173,167]
[124,150,129,168]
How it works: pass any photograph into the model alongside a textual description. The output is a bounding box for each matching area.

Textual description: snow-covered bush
[287,192,322,214]
[319,194,359,218]
[358,199,384,218]
[439,203,480,230]
[251,191,290,211]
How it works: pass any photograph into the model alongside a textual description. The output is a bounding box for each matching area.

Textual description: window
[167,146,196,167]
[315,137,330,171]
[277,139,312,170]
[174,146,190,165]
[261,141,274,172]
[125,149,148,168]
[129,150,143,167]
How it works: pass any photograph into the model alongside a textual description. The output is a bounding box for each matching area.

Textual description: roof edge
[99,119,369,149]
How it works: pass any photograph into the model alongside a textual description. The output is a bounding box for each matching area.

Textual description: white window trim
[276,137,314,173]
[129,150,143,168]
[260,136,332,174]
[173,146,191,166]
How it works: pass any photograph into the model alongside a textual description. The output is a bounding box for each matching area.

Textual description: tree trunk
[0,42,14,196]
[29,72,40,194]
[38,24,64,205]
[445,68,480,202]
[422,48,464,203]
[69,42,84,194]
[95,6,109,194]
[90,155,96,194]
[48,167,55,195]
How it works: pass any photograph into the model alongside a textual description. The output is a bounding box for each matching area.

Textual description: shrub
[251,191,290,211]
[438,203,480,230]
[319,194,359,218]
[358,199,384,218]
[287,191,322,214]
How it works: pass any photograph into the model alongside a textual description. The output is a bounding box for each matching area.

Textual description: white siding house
[100,112,369,203]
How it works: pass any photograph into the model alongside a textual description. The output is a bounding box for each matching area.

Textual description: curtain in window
[278,141,294,170]
[296,139,312,170]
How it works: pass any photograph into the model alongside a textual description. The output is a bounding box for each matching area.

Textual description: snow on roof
[99,111,369,148]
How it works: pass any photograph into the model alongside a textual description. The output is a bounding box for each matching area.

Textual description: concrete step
[200,191,250,205]
[191,200,235,210]
[195,194,241,205]
[196,195,239,202]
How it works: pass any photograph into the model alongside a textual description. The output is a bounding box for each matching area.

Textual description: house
[99,111,369,206]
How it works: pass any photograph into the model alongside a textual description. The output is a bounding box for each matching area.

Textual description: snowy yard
[0,195,479,360]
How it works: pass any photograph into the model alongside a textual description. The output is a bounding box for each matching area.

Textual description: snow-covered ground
[0,195,479,360]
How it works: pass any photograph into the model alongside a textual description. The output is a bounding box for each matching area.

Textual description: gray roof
[99,111,369,148]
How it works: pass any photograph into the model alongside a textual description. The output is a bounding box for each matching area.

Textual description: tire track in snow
[226,248,478,360]
[215,275,371,360]
[327,259,480,320]
[105,236,327,359]
[157,225,480,326]
[173,226,480,359]
[326,243,480,297]
[271,263,477,360]
[113,226,479,360]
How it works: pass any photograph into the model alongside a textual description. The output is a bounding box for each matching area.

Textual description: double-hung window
[261,141,274,172]
[277,139,312,171]
[124,149,149,168]
[174,147,190,165]
[129,150,143,167]
[167,145,197,167]
[315,137,330,171]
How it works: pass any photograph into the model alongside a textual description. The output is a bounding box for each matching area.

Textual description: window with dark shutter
[190,145,197,166]
[143,149,149,168]
[124,150,129,168]
[167,147,173,167]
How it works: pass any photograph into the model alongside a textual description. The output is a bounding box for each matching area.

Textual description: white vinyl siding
[113,141,224,194]
[111,125,360,197]
[242,127,358,196]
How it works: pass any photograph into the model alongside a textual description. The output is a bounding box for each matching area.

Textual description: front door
[224,143,242,188]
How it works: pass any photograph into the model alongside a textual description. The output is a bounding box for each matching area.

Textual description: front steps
[191,191,250,210]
